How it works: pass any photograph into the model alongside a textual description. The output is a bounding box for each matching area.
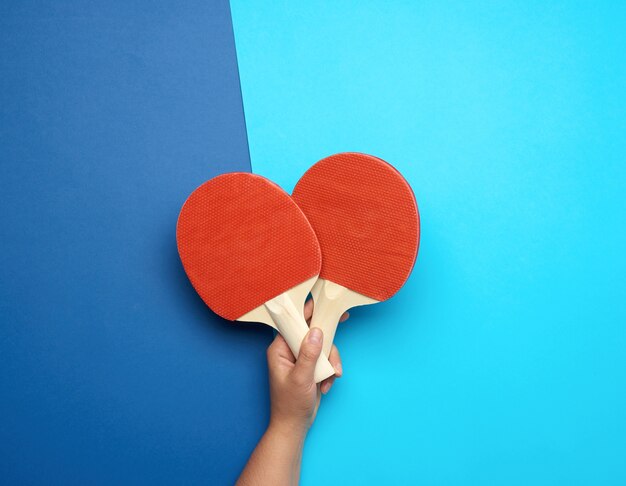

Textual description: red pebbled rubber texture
[177,173,321,321]
[292,153,420,301]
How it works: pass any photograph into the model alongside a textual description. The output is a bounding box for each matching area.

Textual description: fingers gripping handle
[265,292,335,383]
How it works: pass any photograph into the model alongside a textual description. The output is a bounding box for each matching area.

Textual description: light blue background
[231,1,626,484]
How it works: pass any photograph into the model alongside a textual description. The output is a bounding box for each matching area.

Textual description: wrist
[268,417,308,444]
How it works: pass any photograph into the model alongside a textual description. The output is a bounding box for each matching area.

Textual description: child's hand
[266,301,347,436]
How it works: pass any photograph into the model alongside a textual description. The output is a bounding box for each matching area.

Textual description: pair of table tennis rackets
[176,153,419,383]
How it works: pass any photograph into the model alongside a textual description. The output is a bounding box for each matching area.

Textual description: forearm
[236,422,306,486]
[237,329,338,485]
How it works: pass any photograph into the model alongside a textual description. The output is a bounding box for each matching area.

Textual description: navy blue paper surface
[1,2,268,484]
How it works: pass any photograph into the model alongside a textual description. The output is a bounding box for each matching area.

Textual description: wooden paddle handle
[310,301,346,357]
[265,292,335,383]
[310,279,352,357]
[310,279,379,357]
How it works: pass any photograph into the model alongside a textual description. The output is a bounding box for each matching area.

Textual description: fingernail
[334,362,343,375]
[321,382,330,394]
[308,328,322,345]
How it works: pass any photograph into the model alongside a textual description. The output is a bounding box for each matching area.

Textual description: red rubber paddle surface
[177,173,321,321]
[292,153,420,301]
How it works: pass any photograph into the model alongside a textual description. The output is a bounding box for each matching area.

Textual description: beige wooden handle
[309,294,346,358]
[265,292,335,383]
[310,278,379,357]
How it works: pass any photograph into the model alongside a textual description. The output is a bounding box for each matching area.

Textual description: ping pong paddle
[177,172,335,383]
[292,153,420,357]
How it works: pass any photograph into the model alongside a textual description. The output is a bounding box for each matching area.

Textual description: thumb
[292,327,323,385]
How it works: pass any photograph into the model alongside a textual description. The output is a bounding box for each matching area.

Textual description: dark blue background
[0,2,268,484]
